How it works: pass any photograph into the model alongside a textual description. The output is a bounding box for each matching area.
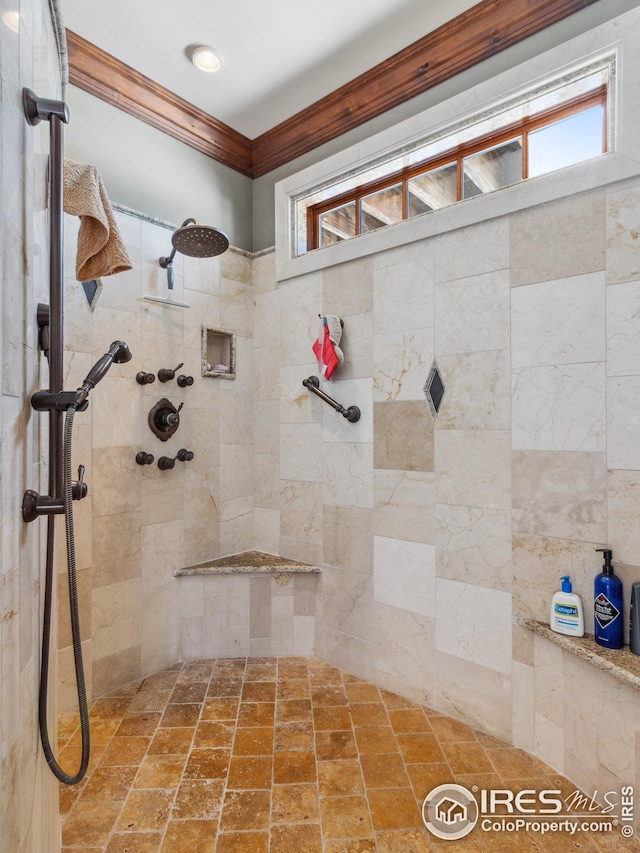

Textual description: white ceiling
[61,0,479,138]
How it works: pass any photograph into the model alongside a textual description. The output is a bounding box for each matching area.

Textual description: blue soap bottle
[594,548,623,649]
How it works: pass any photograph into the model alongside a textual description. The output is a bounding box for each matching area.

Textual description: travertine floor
[58,657,637,852]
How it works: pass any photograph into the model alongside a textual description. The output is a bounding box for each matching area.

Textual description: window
[296,57,613,255]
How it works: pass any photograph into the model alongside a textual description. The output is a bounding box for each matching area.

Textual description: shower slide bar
[302,375,361,423]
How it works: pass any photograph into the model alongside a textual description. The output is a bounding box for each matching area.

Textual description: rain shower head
[152,218,229,309]
[171,219,229,258]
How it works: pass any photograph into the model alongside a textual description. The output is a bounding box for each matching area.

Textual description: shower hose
[39,403,90,784]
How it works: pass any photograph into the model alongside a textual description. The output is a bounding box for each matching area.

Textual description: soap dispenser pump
[550,575,584,637]
[594,548,623,649]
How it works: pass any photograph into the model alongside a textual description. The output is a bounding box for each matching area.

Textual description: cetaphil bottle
[550,575,584,637]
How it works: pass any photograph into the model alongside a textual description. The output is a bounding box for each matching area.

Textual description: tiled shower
[3,0,640,850]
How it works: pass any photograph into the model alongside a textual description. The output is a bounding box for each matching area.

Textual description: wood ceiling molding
[66,30,253,177]
[67,0,600,179]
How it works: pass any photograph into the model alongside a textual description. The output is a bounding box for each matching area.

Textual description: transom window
[294,57,613,255]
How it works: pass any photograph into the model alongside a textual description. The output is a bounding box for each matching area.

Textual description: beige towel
[63,159,132,280]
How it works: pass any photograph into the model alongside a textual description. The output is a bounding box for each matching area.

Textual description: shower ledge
[173,550,322,577]
[517,617,640,692]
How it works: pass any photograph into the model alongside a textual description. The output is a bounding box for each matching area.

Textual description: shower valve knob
[135,451,154,466]
[158,363,184,382]
[71,465,88,500]
[177,374,194,388]
[158,456,175,471]
[136,371,156,385]
[177,449,195,462]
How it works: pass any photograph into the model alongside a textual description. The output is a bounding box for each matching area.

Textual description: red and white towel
[312,315,344,380]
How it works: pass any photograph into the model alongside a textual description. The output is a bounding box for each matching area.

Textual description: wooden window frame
[307,86,607,251]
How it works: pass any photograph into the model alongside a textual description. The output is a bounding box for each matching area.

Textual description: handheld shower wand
[75,340,132,406]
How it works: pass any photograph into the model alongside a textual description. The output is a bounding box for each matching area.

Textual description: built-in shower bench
[517,617,640,691]
[173,550,322,576]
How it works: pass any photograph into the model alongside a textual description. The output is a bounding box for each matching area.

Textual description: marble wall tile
[253,507,281,555]
[184,407,221,470]
[279,273,323,366]
[374,469,435,545]
[252,250,276,295]
[435,652,512,741]
[374,401,433,472]
[374,535,435,618]
[221,248,252,284]
[323,256,374,317]
[294,574,317,616]
[57,568,92,649]
[335,311,373,380]
[183,252,221,295]
[318,625,374,683]
[184,466,220,527]
[220,496,253,555]
[250,576,271,639]
[253,289,281,349]
[373,329,433,402]
[141,519,184,590]
[374,603,435,707]
[92,377,145,447]
[220,443,254,501]
[510,191,605,287]
[280,365,316,423]
[58,640,93,713]
[323,504,373,574]
[606,280,640,376]
[280,536,322,567]
[512,362,606,452]
[323,441,373,508]
[141,584,181,663]
[434,218,510,284]
[323,377,372,444]
[533,635,563,724]
[294,615,315,655]
[512,661,535,752]
[511,272,605,368]
[280,480,323,544]
[511,534,596,627]
[183,291,222,351]
[321,565,374,641]
[512,450,606,542]
[254,345,281,400]
[271,594,295,655]
[92,511,142,579]
[93,446,142,516]
[436,430,510,510]
[220,278,253,338]
[436,504,511,591]
[607,469,640,566]
[435,578,512,674]
[607,375,640,470]
[605,185,640,284]
[254,453,280,510]
[220,390,253,445]
[92,645,142,698]
[512,622,534,666]
[435,269,510,355]
[534,713,565,776]
[437,349,510,431]
[373,250,434,335]
[280,422,323,481]
[92,578,142,658]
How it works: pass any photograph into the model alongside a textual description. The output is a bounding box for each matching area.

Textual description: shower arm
[159,218,198,289]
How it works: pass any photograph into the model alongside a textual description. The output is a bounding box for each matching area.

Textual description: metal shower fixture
[145,218,229,309]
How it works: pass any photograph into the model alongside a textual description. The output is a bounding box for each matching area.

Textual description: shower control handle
[158,456,175,471]
[136,371,156,385]
[177,374,194,387]
[135,452,154,466]
[71,465,88,500]
[177,449,195,462]
[158,363,184,382]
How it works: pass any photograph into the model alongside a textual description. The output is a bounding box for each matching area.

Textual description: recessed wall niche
[201,326,236,379]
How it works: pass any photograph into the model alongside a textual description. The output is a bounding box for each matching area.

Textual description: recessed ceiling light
[190,45,222,74]
[2,11,20,32]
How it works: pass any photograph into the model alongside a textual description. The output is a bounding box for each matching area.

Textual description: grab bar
[302,375,361,423]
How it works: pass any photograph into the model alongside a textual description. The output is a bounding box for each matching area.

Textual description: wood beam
[67,0,601,179]
[251,0,600,176]
[66,30,253,177]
